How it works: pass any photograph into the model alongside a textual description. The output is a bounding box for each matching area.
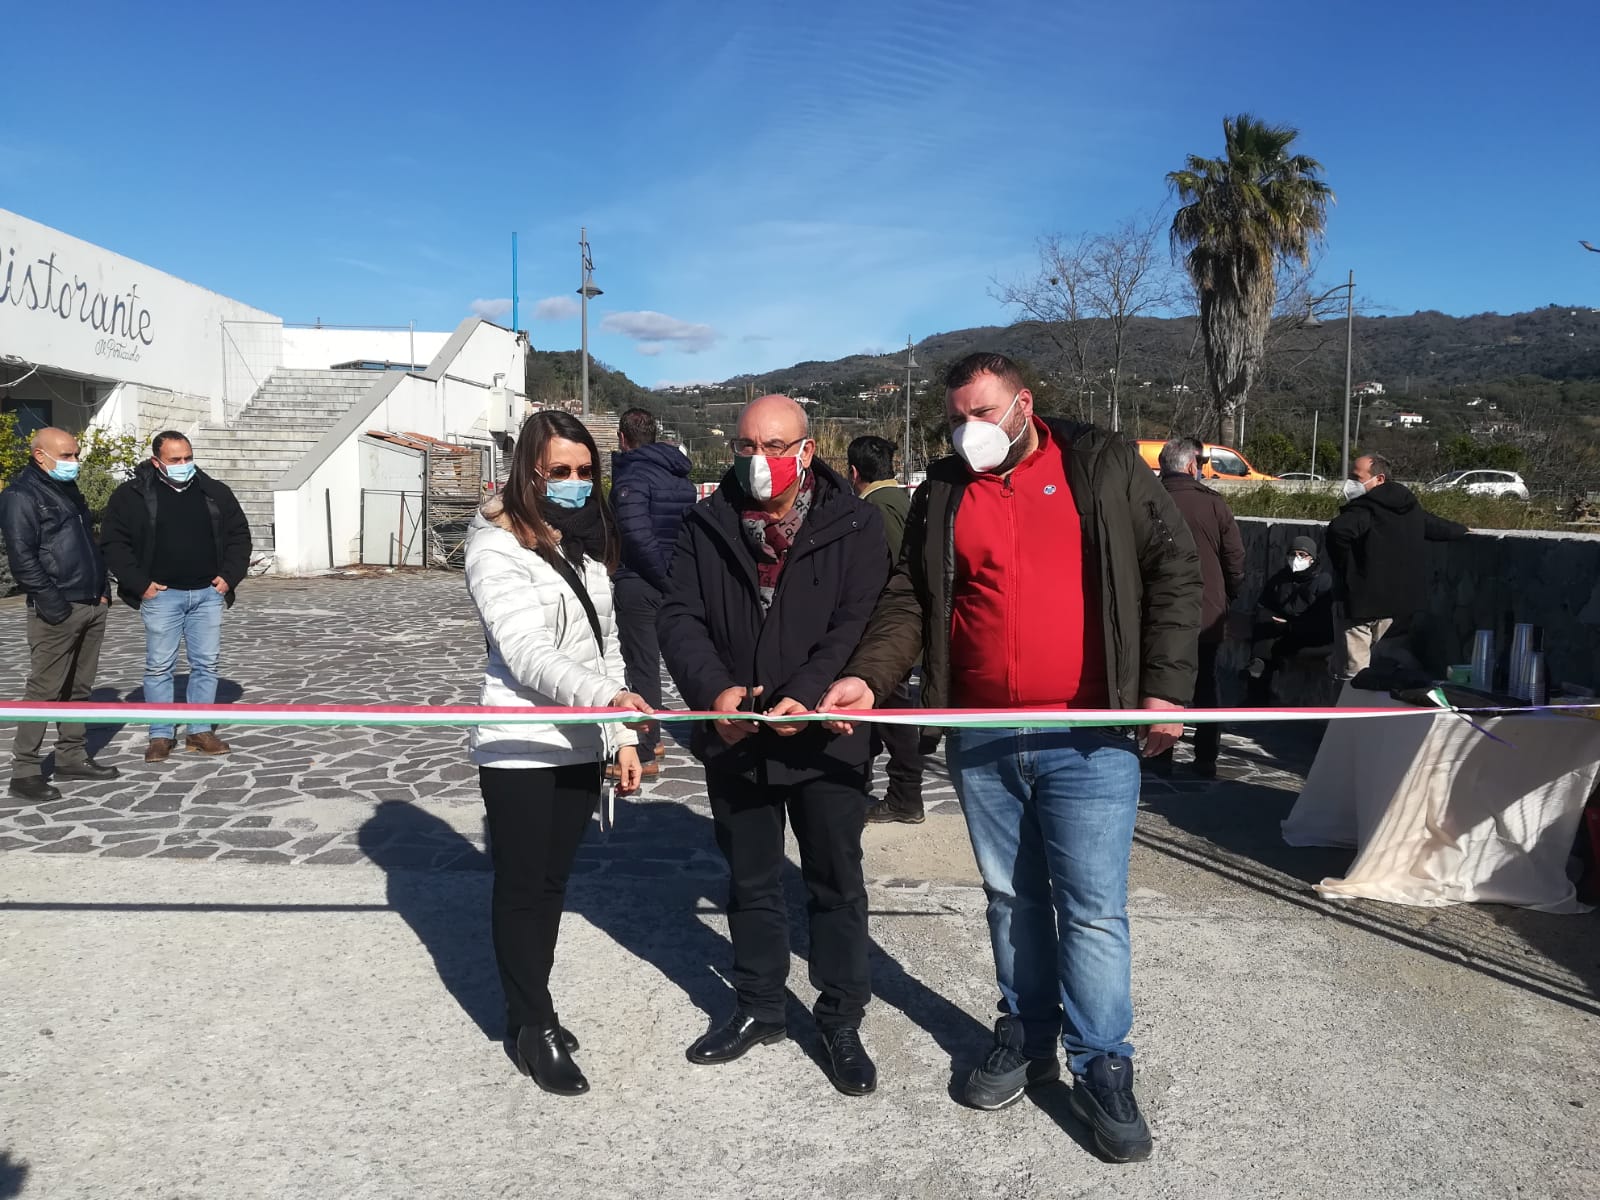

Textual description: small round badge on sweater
[1043,485,1057,495]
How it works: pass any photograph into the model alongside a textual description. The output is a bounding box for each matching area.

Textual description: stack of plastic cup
[1528,652,1548,706]
[1509,624,1536,699]
[1471,630,1496,691]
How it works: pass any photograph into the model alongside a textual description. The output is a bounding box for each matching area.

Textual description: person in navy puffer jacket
[610,408,697,767]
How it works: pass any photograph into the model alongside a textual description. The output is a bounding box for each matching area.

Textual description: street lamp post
[1305,269,1356,480]
[577,227,603,417]
[903,336,917,484]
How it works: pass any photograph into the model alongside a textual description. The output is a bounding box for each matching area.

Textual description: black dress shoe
[54,759,120,781]
[822,1027,877,1096]
[8,777,61,802]
[507,1023,578,1053]
[514,1023,589,1095]
[686,1013,786,1065]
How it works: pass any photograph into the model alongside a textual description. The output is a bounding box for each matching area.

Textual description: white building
[1397,411,1424,427]
[1,208,527,574]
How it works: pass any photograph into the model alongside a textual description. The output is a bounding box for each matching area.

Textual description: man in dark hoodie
[658,394,889,1098]
[1325,453,1467,679]
[1156,436,1244,777]
[0,427,117,800]
[99,431,251,763]
[611,407,696,770]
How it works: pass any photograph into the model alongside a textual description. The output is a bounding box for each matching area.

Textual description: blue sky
[5,0,1597,387]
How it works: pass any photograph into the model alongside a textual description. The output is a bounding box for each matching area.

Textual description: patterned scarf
[738,473,814,611]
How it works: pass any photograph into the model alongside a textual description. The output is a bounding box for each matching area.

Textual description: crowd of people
[0,351,1478,1166]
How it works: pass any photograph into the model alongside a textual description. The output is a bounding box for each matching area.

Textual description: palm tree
[1168,114,1334,445]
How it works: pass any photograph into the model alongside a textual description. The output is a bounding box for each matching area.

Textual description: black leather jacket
[0,463,109,624]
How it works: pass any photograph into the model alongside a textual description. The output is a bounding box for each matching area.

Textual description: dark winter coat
[657,458,890,785]
[1325,481,1468,624]
[1161,472,1246,644]
[844,418,1203,711]
[1260,565,1334,626]
[0,464,109,624]
[99,463,252,609]
[611,442,697,592]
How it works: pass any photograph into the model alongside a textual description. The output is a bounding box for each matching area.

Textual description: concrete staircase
[190,369,384,553]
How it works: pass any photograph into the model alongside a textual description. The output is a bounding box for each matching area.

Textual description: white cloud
[533,295,582,321]
[469,297,513,320]
[600,310,717,354]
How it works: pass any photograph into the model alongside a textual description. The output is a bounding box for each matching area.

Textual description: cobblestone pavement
[0,572,1311,875]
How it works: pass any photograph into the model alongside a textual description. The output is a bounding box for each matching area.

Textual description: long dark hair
[497,410,619,570]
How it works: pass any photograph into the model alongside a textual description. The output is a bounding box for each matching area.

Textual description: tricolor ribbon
[1,693,1594,728]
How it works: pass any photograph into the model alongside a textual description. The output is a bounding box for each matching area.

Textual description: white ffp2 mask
[951,392,1025,474]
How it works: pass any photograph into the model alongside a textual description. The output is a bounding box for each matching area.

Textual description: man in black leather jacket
[0,427,119,800]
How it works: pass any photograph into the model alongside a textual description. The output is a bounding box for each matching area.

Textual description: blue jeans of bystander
[140,587,225,741]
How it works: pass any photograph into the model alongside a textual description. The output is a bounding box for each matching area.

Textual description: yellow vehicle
[1134,440,1276,482]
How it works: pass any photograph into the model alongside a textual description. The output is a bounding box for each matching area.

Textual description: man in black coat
[658,394,889,1096]
[611,407,696,770]
[1326,454,1467,679]
[1245,535,1334,703]
[1157,437,1245,778]
[100,431,252,763]
[0,428,118,799]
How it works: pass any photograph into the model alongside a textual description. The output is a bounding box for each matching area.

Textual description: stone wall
[1226,517,1600,700]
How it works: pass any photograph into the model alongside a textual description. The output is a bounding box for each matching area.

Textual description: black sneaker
[865,798,925,825]
[1069,1054,1152,1162]
[962,1016,1059,1110]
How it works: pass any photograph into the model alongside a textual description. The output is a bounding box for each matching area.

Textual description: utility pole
[903,335,917,484]
[1340,268,1355,481]
[577,227,602,417]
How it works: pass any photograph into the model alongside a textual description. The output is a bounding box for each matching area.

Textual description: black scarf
[536,495,606,565]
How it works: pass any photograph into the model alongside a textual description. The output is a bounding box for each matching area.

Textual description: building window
[2,398,52,439]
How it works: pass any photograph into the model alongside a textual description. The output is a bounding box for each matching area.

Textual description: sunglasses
[541,464,594,481]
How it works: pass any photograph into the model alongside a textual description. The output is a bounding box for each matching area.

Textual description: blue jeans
[140,587,225,740]
[948,726,1141,1076]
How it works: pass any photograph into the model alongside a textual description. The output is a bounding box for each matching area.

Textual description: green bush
[1223,483,1567,531]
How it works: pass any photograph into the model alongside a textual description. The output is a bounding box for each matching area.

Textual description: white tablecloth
[1282,684,1600,912]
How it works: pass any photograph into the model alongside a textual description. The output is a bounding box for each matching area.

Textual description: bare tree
[992,213,1180,431]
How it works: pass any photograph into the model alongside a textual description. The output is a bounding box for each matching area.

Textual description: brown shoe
[184,731,231,755]
[144,738,175,764]
[653,744,668,760]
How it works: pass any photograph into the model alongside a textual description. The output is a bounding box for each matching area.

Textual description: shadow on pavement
[60,678,248,764]
[357,789,996,1083]
[355,800,500,1040]
[0,1151,28,1199]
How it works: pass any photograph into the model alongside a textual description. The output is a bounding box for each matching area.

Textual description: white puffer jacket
[464,509,637,769]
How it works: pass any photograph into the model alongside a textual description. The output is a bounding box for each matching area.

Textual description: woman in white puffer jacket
[464,410,652,1098]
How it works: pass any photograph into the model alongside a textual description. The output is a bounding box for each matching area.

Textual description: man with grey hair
[0,427,118,800]
[1157,436,1243,777]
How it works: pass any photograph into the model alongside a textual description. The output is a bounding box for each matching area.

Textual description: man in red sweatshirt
[821,352,1200,1163]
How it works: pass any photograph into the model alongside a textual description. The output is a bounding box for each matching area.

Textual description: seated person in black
[1245,535,1333,702]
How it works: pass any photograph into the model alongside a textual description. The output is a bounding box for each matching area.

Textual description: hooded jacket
[656,458,889,785]
[611,441,697,592]
[0,463,109,623]
[844,418,1202,713]
[464,506,637,768]
[99,462,252,608]
[1325,481,1468,624]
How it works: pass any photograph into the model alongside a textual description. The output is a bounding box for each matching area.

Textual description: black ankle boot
[515,1022,589,1095]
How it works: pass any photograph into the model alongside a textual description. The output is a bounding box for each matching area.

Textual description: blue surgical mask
[164,461,198,485]
[544,479,593,509]
[45,455,80,483]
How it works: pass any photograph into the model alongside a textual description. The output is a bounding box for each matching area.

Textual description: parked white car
[1276,472,1325,481]
[1426,469,1530,500]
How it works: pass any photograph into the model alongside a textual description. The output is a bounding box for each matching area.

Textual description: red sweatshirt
[949,419,1108,709]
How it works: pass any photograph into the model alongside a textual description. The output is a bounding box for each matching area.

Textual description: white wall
[280,328,450,371]
[0,208,281,399]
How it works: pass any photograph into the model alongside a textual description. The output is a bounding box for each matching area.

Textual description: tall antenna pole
[511,232,519,331]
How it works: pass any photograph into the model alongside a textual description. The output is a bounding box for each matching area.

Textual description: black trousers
[613,575,663,757]
[480,763,599,1031]
[1152,639,1221,769]
[707,771,871,1032]
[1248,621,1327,704]
[868,678,924,811]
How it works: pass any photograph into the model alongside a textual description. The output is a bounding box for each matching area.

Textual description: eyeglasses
[540,463,594,481]
[728,436,808,458]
